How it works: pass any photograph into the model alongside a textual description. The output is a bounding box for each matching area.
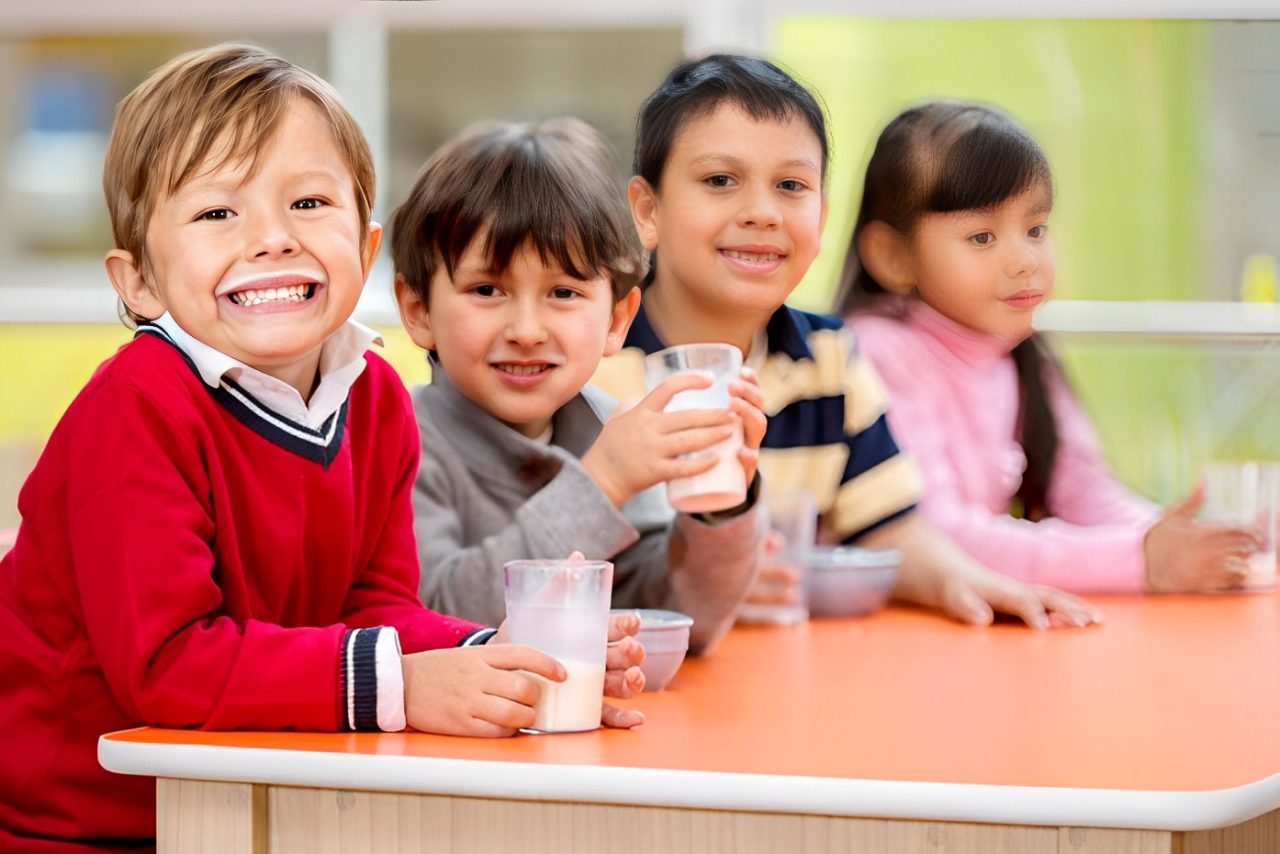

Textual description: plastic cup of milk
[503,558,613,733]
[643,343,746,514]
[1202,461,1278,589]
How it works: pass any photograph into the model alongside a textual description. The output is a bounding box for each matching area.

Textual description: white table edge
[98,734,1280,832]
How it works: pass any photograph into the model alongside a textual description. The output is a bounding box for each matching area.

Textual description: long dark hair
[633,54,830,288]
[834,101,1062,520]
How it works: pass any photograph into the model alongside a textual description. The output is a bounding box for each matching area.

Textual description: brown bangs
[392,118,646,304]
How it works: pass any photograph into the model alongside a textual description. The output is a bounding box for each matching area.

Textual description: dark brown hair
[390,117,646,304]
[633,54,830,190]
[834,101,1062,520]
[633,54,830,289]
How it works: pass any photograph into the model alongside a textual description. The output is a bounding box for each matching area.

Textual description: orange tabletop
[100,594,1280,831]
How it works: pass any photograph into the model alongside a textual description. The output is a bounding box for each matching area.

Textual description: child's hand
[729,367,767,486]
[1143,485,1262,593]
[401,644,564,737]
[602,611,646,729]
[489,576,645,729]
[935,569,1103,630]
[868,513,1103,629]
[582,372,741,507]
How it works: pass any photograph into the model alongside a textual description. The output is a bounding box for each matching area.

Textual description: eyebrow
[451,262,500,278]
[687,153,820,173]
[947,200,1053,221]
[178,168,346,197]
[289,170,347,186]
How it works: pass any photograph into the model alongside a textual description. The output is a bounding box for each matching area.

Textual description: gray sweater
[411,367,761,654]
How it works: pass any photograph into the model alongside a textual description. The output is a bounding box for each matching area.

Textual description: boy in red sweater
[0,44,642,851]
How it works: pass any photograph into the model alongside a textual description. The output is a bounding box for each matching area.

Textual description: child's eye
[704,174,734,188]
[1028,224,1048,239]
[196,208,232,222]
[778,179,807,192]
[292,197,327,210]
[471,284,501,298]
[551,287,579,300]
[969,232,995,246]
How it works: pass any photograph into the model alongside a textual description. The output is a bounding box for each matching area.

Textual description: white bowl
[616,609,693,691]
[806,547,899,617]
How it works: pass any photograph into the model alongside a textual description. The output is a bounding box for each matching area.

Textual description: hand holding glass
[643,343,746,513]
[738,488,815,625]
[1201,461,1277,589]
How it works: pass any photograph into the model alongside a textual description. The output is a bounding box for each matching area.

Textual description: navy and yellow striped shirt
[592,304,922,543]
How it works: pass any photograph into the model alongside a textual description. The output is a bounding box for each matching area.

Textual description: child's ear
[105,249,164,320]
[394,273,436,352]
[362,222,384,275]
[603,286,642,357]
[627,177,660,251]
[858,221,914,295]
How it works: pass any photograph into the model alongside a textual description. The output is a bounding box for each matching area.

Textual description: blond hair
[103,43,375,306]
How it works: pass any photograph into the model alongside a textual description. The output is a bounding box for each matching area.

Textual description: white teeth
[723,249,781,263]
[228,283,312,306]
[497,364,551,376]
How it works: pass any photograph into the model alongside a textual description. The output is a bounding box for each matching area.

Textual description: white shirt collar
[744,326,769,374]
[151,313,383,429]
[531,424,554,445]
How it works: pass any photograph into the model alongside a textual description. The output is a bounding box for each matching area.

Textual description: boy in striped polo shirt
[595,54,1101,628]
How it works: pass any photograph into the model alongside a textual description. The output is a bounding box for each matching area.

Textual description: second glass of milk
[503,558,613,733]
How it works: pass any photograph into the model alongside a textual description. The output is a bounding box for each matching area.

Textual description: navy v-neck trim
[135,324,348,467]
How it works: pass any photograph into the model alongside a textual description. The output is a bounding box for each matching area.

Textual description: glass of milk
[1202,461,1278,589]
[643,343,746,514]
[503,558,613,733]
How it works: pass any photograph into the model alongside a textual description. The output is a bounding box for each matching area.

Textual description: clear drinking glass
[737,488,816,625]
[502,559,613,732]
[1202,461,1278,589]
[643,343,746,514]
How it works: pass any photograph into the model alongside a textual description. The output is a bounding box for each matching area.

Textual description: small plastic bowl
[806,547,900,618]
[615,609,693,691]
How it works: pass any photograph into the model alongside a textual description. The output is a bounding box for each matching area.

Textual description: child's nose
[247,208,302,259]
[504,304,548,346]
[736,184,782,229]
[1006,240,1040,277]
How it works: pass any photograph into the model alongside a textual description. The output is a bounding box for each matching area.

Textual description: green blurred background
[772,17,1278,504]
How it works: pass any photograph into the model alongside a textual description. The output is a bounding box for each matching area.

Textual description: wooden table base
[157,778,1280,854]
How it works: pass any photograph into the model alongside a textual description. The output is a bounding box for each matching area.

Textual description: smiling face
[907,184,1055,342]
[106,98,380,395]
[397,236,638,439]
[630,102,827,325]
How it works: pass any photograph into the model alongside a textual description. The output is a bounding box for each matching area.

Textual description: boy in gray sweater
[390,118,765,654]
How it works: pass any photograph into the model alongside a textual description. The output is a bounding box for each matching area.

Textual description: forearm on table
[666,502,763,655]
[858,512,982,609]
[916,500,1148,594]
[416,463,640,624]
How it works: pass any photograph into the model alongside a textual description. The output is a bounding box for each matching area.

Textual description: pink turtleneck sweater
[849,301,1157,593]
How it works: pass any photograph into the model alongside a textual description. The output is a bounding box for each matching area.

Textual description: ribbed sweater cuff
[458,627,498,647]
[339,627,384,732]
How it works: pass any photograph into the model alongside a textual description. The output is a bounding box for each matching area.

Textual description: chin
[724,285,791,316]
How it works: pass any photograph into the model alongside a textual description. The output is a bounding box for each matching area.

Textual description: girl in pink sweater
[836,101,1258,594]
